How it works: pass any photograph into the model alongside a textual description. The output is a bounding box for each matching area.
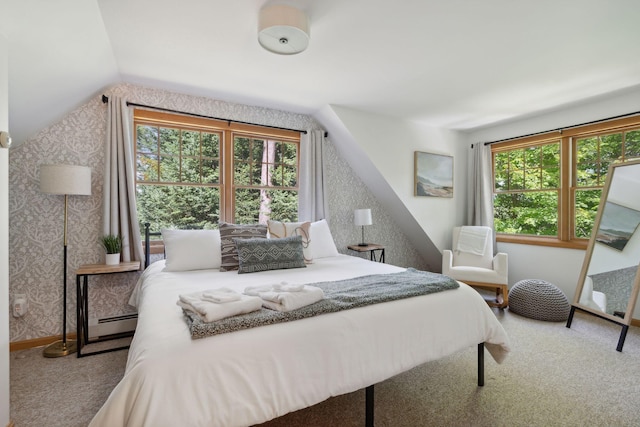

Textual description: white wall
[1,29,11,427]
[466,87,640,306]
[330,106,467,250]
[499,243,585,300]
[314,105,467,270]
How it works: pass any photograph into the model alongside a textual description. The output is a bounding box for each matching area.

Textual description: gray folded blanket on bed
[184,268,459,339]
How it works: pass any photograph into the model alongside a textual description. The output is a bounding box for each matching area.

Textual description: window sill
[497,234,588,250]
[146,240,165,255]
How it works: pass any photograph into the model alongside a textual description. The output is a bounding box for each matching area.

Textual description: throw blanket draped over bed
[185,268,459,339]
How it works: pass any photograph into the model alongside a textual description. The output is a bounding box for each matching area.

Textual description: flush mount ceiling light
[258,4,309,55]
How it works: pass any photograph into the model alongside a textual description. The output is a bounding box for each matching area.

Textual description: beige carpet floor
[10,310,640,427]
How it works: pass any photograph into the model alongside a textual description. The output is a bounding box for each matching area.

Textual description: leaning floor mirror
[567,158,640,352]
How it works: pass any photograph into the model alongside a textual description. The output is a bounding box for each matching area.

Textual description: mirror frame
[568,158,640,351]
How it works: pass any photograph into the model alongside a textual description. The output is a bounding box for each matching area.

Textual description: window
[494,141,561,237]
[232,136,299,224]
[134,110,300,232]
[492,116,640,248]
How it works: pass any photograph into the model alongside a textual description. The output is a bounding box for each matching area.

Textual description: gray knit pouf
[508,279,570,321]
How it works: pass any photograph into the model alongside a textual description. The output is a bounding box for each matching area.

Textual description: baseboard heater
[88,313,138,339]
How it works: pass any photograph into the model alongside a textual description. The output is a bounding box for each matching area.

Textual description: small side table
[347,244,385,263]
[76,261,140,358]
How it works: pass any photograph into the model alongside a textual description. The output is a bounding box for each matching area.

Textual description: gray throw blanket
[184,268,459,339]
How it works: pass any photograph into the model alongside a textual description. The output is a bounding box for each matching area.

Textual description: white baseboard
[88,313,137,338]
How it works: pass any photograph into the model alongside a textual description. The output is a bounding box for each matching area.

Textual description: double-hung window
[134,110,300,232]
[492,116,640,248]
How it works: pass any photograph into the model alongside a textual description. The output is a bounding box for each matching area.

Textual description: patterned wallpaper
[9,83,427,342]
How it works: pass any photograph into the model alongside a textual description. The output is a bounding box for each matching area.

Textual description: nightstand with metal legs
[76,261,140,357]
[347,244,385,263]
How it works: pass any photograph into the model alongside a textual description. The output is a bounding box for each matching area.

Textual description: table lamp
[354,208,372,247]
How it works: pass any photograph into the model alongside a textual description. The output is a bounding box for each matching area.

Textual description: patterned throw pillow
[267,220,312,263]
[235,236,306,274]
[219,222,268,272]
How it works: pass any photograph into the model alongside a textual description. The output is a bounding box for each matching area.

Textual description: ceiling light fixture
[258,4,309,55]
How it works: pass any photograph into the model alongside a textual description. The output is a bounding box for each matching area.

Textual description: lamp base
[43,339,77,358]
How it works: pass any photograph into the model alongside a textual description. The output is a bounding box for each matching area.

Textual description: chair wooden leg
[503,284,509,308]
[467,283,508,309]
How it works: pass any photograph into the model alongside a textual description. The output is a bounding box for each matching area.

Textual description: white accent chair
[442,226,509,308]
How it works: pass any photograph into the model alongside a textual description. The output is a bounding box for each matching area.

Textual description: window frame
[133,109,301,227]
[491,115,640,249]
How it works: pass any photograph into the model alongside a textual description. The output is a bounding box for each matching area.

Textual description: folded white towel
[202,287,241,304]
[456,226,490,256]
[243,284,276,296]
[177,292,262,322]
[244,282,304,296]
[179,293,208,309]
[258,285,324,312]
[272,283,304,292]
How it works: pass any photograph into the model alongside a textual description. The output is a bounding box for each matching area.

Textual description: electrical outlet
[12,294,28,317]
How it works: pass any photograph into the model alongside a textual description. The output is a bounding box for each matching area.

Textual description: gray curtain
[103,96,143,264]
[298,130,328,222]
[467,142,496,252]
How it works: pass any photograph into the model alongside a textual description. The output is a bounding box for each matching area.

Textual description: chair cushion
[508,279,570,322]
[446,265,506,285]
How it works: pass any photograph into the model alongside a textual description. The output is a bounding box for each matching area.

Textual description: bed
[89,220,510,427]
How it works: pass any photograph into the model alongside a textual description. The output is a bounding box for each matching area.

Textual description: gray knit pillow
[219,222,267,272]
[235,236,306,274]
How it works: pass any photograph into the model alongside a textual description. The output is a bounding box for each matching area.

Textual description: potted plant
[101,234,122,265]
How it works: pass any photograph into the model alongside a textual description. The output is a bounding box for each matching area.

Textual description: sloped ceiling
[5,0,640,145]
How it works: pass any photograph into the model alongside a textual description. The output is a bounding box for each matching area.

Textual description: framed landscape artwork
[414,151,453,197]
[595,201,640,251]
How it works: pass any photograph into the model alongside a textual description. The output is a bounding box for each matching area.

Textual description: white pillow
[310,219,339,259]
[161,229,222,271]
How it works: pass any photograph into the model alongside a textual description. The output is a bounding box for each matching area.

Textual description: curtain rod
[481,110,640,146]
[102,95,328,137]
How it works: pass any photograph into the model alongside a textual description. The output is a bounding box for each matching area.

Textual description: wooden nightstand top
[347,243,384,252]
[76,261,141,276]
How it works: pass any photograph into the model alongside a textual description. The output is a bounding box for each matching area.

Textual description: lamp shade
[40,164,92,196]
[354,209,372,227]
[258,4,309,55]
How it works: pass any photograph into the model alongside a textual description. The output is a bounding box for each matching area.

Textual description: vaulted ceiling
[5,0,640,145]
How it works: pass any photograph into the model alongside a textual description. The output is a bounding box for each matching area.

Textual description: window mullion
[198,132,203,184]
[155,126,161,182]
[178,130,183,182]
[222,129,233,222]
[559,137,571,241]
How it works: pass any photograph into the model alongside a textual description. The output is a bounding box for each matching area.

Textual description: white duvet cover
[90,255,510,427]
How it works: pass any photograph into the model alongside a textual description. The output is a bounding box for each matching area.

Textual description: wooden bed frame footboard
[143,223,487,426]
